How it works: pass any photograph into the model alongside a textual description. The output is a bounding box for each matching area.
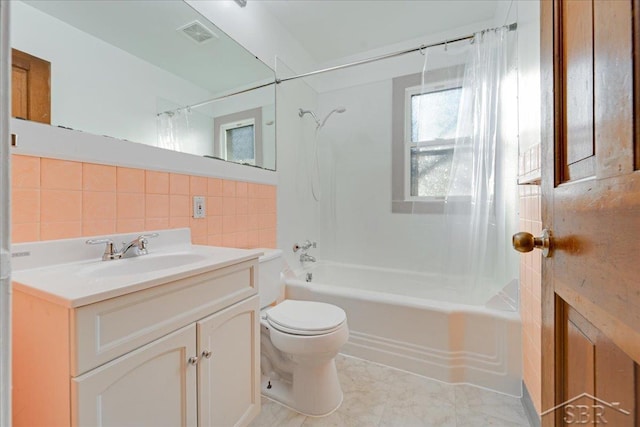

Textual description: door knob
[512,229,552,257]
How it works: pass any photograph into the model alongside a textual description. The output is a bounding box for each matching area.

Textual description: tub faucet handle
[293,240,316,252]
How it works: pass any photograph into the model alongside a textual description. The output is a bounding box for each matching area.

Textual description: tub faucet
[294,239,317,263]
[293,240,316,252]
[300,253,316,263]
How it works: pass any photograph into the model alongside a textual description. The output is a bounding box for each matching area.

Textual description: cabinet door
[197,296,260,427]
[72,324,198,427]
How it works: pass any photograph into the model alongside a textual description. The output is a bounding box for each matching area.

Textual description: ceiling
[259,0,503,64]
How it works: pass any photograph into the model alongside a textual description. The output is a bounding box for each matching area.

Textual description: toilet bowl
[258,249,349,416]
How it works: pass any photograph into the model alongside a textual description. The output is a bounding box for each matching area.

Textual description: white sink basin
[77,252,209,278]
[11,228,263,308]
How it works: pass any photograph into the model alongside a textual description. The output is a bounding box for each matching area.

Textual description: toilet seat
[266,300,346,336]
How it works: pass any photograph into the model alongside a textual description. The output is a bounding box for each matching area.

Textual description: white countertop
[11,228,262,308]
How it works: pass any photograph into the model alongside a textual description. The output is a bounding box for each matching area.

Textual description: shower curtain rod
[161,22,517,115]
[276,22,517,84]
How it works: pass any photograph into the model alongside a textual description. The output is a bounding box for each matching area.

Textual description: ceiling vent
[178,20,218,44]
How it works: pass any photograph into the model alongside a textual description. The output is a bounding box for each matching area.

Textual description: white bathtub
[284,261,522,396]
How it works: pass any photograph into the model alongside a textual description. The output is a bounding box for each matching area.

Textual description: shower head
[299,106,346,129]
[298,108,318,120]
[319,107,346,129]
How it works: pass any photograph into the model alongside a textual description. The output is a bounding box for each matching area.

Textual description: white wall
[516,1,541,152]
[274,60,320,268]
[316,78,450,272]
[11,1,214,149]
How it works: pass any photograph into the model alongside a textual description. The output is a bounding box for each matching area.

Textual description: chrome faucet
[86,233,159,261]
[292,240,316,253]
[293,239,317,263]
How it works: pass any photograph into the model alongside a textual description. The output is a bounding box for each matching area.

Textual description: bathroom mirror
[11,0,277,170]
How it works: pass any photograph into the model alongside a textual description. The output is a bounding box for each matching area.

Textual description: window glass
[411,87,462,143]
[406,84,466,199]
[225,124,255,164]
[410,146,453,197]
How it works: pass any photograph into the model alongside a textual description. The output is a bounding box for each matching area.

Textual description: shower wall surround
[11,154,277,248]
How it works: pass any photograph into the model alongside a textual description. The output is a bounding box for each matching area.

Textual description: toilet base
[260,316,349,417]
[260,375,343,417]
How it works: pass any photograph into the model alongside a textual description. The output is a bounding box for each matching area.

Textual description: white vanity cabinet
[197,296,260,427]
[12,256,261,427]
[73,324,198,427]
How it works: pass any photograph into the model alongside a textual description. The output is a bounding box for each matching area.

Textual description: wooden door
[11,48,50,124]
[197,296,260,427]
[540,0,640,425]
[72,324,197,427]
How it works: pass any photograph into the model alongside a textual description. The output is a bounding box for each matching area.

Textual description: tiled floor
[249,354,530,427]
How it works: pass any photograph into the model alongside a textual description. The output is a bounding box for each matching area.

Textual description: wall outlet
[193,196,206,219]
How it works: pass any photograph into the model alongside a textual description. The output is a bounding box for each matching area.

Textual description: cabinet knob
[202,350,212,359]
[188,356,199,366]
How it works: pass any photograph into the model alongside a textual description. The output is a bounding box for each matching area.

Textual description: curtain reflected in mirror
[157,108,190,153]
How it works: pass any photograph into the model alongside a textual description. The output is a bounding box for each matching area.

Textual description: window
[220,118,256,165]
[214,108,263,167]
[391,66,466,213]
[404,81,463,199]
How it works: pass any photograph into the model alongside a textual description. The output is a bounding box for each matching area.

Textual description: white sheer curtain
[441,27,518,298]
[157,107,191,152]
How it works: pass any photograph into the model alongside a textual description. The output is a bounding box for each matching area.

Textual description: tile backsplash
[11,155,277,248]
[518,143,542,415]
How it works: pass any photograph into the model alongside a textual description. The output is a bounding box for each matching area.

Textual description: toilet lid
[266,300,346,336]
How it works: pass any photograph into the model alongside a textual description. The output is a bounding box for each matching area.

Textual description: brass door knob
[512,229,552,257]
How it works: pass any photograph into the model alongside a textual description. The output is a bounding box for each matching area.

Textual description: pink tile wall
[518,144,542,415]
[11,155,277,249]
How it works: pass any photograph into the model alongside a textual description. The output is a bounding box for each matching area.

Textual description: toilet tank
[258,248,284,308]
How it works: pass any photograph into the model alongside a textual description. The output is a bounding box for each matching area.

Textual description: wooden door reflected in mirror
[11,48,50,124]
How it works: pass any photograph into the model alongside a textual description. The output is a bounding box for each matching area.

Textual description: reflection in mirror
[157,84,275,169]
[11,0,276,170]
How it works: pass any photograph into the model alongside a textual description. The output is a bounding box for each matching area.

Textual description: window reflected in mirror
[224,121,256,166]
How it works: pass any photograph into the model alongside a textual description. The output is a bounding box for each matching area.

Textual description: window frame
[220,117,256,165]
[213,107,263,167]
[391,65,466,214]
[403,77,463,202]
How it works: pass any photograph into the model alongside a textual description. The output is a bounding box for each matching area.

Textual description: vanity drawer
[71,259,257,376]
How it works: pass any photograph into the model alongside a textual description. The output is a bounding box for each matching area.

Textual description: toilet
[258,249,349,416]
